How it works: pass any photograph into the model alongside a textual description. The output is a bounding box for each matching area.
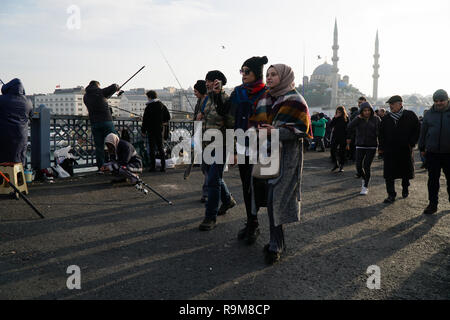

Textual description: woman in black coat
[329,106,349,172]
[379,100,420,202]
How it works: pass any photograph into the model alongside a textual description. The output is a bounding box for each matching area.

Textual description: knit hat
[194,80,207,95]
[433,89,449,102]
[242,56,269,80]
[205,70,227,86]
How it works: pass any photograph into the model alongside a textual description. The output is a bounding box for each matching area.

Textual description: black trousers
[386,178,410,198]
[148,129,165,170]
[356,148,376,188]
[426,153,450,204]
[238,157,257,224]
[330,138,346,167]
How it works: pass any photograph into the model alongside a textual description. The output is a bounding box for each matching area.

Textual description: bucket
[25,170,34,183]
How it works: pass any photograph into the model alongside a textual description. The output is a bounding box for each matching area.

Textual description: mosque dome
[312,62,333,76]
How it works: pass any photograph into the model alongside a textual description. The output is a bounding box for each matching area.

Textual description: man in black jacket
[418,89,450,215]
[83,80,120,170]
[379,95,420,204]
[142,90,171,172]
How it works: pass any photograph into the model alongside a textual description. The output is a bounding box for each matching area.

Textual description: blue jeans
[205,162,231,219]
[92,121,116,169]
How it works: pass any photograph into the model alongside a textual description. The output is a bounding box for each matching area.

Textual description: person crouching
[101,133,143,184]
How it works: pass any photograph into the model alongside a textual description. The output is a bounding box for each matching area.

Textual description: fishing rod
[118,66,146,92]
[155,42,195,113]
[0,169,45,219]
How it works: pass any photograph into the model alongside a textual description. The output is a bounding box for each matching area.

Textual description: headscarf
[267,64,296,98]
[105,133,120,155]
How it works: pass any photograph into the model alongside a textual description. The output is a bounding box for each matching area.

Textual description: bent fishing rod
[155,41,195,113]
[0,169,45,219]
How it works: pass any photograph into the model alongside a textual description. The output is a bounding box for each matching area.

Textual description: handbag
[252,137,282,180]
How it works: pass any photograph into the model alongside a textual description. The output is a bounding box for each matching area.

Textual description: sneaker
[384,196,396,204]
[360,186,369,195]
[402,189,409,199]
[338,167,344,173]
[423,203,438,215]
[218,197,237,216]
[199,217,217,231]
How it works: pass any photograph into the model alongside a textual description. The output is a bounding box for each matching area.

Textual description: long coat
[379,110,420,180]
[0,79,32,165]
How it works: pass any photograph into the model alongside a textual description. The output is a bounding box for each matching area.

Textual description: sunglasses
[240,69,251,75]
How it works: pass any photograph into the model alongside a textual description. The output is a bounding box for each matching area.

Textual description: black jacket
[347,112,381,148]
[111,140,142,168]
[0,79,33,165]
[379,110,420,179]
[83,83,119,123]
[141,100,171,134]
[329,116,348,142]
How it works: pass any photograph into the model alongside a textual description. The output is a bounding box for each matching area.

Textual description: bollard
[31,104,51,174]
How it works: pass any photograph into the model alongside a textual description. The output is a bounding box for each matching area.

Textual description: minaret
[372,31,380,103]
[330,19,339,109]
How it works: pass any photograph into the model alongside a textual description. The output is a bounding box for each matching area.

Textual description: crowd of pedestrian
[1,69,448,265]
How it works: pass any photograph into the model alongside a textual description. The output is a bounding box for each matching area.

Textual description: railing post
[31,104,51,172]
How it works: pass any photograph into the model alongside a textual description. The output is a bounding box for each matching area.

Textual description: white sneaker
[360,186,369,195]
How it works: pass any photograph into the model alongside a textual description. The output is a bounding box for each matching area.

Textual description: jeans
[356,148,376,188]
[426,153,450,204]
[92,121,116,169]
[205,162,232,219]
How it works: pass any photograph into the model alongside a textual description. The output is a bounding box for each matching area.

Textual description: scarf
[249,89,313,138]
[389,107,404,123]
[243,80,266,97]
[267,64,296,98]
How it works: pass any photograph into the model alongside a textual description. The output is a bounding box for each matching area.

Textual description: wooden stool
[0,162,29,196]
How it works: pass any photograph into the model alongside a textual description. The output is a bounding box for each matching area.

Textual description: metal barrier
[31,105,194,170]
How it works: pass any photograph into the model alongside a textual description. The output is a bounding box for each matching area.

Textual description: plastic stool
[0,162,29,196]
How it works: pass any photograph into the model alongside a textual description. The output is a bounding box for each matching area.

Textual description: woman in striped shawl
[249,64,312,264]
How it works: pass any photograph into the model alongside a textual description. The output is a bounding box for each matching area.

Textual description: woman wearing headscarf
[102,133,143,184]
[249,64,312,264]
[329,106,349,172]
[226,56,269,245]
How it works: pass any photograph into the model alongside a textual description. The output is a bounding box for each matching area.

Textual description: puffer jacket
[419,103,450,153]
[347,105,381,147]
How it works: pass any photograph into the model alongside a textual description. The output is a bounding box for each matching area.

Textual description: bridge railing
[31,106,194,170]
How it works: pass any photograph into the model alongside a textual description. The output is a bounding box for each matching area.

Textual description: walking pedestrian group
[1,62,448,265]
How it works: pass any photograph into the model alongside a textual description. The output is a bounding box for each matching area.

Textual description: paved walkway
[1,152,449,299]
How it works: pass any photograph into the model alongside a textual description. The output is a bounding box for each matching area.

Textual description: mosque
[301,20,380,110]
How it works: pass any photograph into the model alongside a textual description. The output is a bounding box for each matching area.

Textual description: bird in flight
[317,55,322,59]
[221,45,226,49]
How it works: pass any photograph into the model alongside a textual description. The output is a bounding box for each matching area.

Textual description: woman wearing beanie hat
[346,102,381,196]
[198,70,236,232]
[224,56,269,245]
[249,64,312,264]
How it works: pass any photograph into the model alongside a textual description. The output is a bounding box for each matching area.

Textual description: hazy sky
[1,0,449,97]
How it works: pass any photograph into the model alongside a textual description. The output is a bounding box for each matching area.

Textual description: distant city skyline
[1,0,449,97]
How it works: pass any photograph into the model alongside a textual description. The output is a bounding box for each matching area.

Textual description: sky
[1,0,449,98]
